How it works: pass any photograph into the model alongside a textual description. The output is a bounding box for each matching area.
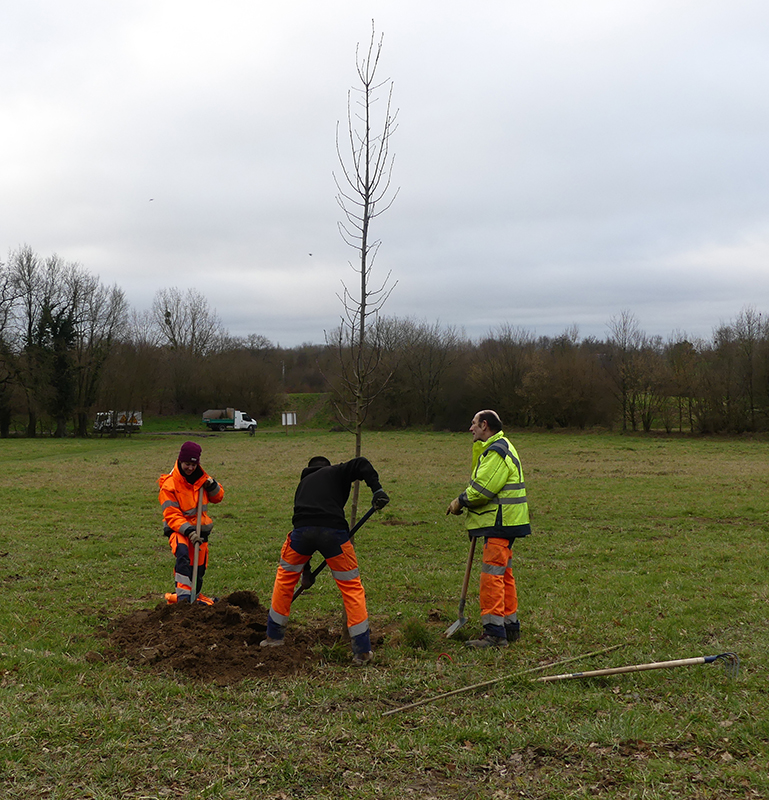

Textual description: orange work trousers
[266,527,370,653]
[168,532,209,602]
[479,536,518,638]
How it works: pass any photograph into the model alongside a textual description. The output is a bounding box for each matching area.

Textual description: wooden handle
[190,487,204,603]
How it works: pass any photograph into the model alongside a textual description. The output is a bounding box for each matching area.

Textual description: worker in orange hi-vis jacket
[157,441,224,605]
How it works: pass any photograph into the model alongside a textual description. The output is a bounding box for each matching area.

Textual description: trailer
[202,408,258,433]
[93,411,143,433]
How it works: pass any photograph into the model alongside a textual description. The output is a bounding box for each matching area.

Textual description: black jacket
[292,457,382,531]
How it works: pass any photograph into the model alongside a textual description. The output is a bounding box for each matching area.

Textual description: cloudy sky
[3,0,769,346]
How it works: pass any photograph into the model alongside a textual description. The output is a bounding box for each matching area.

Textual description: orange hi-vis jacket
[157,462,224,540]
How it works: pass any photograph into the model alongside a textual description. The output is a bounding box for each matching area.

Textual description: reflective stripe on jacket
[459,432,531,540]
[157,463,224,539]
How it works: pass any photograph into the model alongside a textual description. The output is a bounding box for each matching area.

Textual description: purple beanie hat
[178,441,202,464]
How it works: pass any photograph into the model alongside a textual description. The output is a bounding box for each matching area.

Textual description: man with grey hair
[447,410,531,647]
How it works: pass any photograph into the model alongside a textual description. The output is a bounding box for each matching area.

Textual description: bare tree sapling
[328,21,398,522]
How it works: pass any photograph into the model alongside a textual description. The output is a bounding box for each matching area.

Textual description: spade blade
[444,615,468,638]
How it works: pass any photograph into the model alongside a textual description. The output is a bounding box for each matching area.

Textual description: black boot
[465,633,508,649]
[505,620,521,642]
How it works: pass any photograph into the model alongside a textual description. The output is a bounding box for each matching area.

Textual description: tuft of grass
[316,640,354,665]
[401,618,435,651]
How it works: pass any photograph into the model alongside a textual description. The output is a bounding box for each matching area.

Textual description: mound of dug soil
[100,591,344,685]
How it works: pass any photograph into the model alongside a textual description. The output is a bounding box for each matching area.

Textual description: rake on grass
[535,652,740,683]
[381,648,739,717]
[381,644,628,716]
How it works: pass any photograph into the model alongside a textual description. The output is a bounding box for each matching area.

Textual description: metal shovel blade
[444,538,477,637]
[444,613,468,638]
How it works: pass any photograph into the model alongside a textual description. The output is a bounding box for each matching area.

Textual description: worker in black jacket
[261,456,389,664]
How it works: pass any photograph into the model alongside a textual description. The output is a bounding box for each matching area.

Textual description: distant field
[0,429,767,799]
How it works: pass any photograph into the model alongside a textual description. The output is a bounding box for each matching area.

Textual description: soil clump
[99,590,342,685]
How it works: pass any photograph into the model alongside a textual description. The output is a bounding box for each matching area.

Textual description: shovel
[190,485,204,604]
[445,537,477,637]
[292,504,378,601]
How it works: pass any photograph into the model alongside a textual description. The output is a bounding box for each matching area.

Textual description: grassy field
[0,428,767,799]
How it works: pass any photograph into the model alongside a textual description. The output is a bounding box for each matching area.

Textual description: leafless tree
[71,277,128,436]
[151,287,224,357]
[632,336,668,432]
[0,255,21,436]
[149,287,226,412]
[390,317,463,426]
[665,334,701,433]
[525,328,615,428]
[9,248,73,435]
[327,20,398,522]
[697,323,742,431]
[472,324,536,427]
[5,248,126,436]
[732,306,767,430]
[96,308,163,421]
[127,308,162,349]
[605,310,646,431]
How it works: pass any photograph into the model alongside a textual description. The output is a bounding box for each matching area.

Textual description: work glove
[205,477,217,490]
[188,529,204,546]
[300,561,316,591]
[446,498,463,516]
[372,489,390,510]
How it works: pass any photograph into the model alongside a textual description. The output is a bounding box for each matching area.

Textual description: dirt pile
[99,591,343,684]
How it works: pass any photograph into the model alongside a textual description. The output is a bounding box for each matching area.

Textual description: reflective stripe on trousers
[479,537,517,637]
[267,528,370,653]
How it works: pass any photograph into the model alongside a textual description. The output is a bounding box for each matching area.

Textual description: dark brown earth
[98,591,350,685]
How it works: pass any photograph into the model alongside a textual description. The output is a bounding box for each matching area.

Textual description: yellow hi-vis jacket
[459,431,531,540]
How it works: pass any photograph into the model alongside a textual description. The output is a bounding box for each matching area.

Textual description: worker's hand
[188,530,204,546]
[300,561,315,591]
[372,489,390,510]
[205,477,216,490]
[446,498,463,516]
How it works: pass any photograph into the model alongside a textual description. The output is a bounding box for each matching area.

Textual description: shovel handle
[458,537,477,609]
[349,504,378,538]
[292,505,378,601]
[190,485,204,604]
[444,538,477,637]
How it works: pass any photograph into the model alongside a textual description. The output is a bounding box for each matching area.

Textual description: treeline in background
[1,245,767,437]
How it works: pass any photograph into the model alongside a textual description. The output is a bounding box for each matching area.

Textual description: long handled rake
[382,644,627,716]
[381,647,739,717]
[536,652,740,683]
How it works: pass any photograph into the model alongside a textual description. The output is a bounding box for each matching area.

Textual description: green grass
[0,429,768,798]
